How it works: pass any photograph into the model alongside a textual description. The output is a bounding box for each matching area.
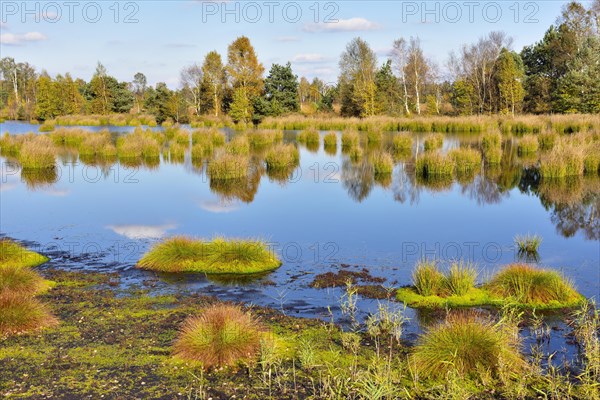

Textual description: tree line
[0,1,598,124]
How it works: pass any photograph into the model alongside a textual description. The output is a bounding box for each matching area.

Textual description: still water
[1,121,599,345]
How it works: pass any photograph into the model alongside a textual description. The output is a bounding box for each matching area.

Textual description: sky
[0,1,578,88]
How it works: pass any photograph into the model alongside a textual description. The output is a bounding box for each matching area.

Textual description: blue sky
[0,1,575,87]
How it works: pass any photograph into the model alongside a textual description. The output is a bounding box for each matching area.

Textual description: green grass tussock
[539,144,584,178]
[514,234,542,256]
[412,260,445,297]
[487,263,583,307]
[226,135,250,155]
[392,134,413,152]
[173,304,265,368]
[323,131,337,148]
[0,265,50,298]
[0,294,58,336]
[416,152,454,176]
[296,129,320,145]
[411,312,525,380]
[423,133,443,151]
[341,130,359,148]
[246,129,283,147]
[192,128,226,147]
[448,147,481,174]
[265,144,300,170]
[370,151,394,175]
[208,153,250,180]
[137,236,281,274]
[517,135,539,154]
[18,136,57,170]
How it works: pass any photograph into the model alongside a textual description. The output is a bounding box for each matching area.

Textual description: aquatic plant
[173,304,264,368]
[444,261,478,296]
[207,153,250,180]
[392,134,413,153]
[191,142,214,161]
[448,147,481,174]
[341,130,359,148]
[423,133,443,151]
[116,132,161,159]
[487,264,582,306]
[517,135,539,154]
[226,135,250,155]
[415,152,454,176]
[0,133,25,156]
[192,128,226,147]
[514,234,542,256]
[50,128,86,146]
[411,312,525,379]
[370,151,394,175]
[348,146,363,162]
[18,136,57,170]
[137,236,281,274]
[297,129,319,145]
[481,131,501,151]
[323,131,337,148]
[366,130,383,144]
[78,132,116,157]
[247,129,283,147]
[412,260,445,296]
[539,144,585,178]
[265,144,299,170]
[538,132,558,150]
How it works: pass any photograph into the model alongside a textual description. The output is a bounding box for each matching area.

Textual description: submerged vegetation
[137,236,281,274]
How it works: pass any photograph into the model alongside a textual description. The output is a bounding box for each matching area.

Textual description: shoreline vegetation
[0,267,598,398]
[396,260,585,309]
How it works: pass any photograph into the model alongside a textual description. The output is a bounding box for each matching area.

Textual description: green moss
[396,286,503,309]
[0,240,49,269]
[137,236,281,274]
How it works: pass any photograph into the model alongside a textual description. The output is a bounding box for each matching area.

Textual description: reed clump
[517,135,539,154]
[448,147,481,174]
[411,312,525,380]
[539,144,584,178]
[423,133,443,151]
[341,130,359,148]
[137,236,281,274]
[416,153,454,176]
[18,136,57,170]
[487,264,582,306]
[370,151,394,175]
[207,153,250,180]
[297,129,320,145]
[392,134,413,152]
[226,135,250,156]
[192,128,226,147]
[265,144,300,170]
[323,132,337,148]
[173,304,265,368]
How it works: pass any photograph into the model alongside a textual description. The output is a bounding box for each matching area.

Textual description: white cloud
[276,36,300,42]
[292,53,331,63]
[1,31,47,46]
[199,199,240,213]
[303,18,380,33]
[106,223,177,239]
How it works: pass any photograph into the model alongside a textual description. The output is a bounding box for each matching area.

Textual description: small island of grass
[0,239,49,269]
[137,236,281,274]
[396,261,585,310]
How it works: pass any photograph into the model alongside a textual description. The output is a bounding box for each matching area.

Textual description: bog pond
[1,120,599,346]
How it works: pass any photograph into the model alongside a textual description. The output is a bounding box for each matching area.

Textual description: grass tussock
[173,304,264,368]
[487,264,582,306]
[226,135,250,155]
[116,130,161,159]
[191,142,214,161]
[370,151,394,175]
[412,260,445,297]
[50,128,86,146]
[341,130,359,148]
[416,152,454,176]
[207,153,250,180]
[514,234,542,256]
[538,132,558,150]
[481,132,503,164]
[392,134,413,152]
[246,129,283,147]
[323,132,337,148]
[78,131,116,158]
[296,129,320,145]
[18,136,57,170]
[192,128,226,147]
[265,144,300,170]
[539,143,584,178]
[412,312,525,379]
[0,294,58,336]
[0,265,49,298]
[366,130,383,144]
[448,147,481,174]
[0,240,49,269]
[517,135,539,154]
[137,236,281,274]
[53,114,156,127]
[423,133,443,151]
[348,146,363,162]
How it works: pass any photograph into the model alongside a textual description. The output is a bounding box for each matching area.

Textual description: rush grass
[207,153,250,180]
[415,152,454,176]
[174,304,265,368]
[265,144,300,170]
[18,136,57,170]
[137,236,281,274]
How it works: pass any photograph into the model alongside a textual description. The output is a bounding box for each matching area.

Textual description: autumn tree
[201,51,226,116]
[226,36,264,121]
[494,49,525,115]
[390,38,411,115]
[338,37,377,117]
[180,63,203,116]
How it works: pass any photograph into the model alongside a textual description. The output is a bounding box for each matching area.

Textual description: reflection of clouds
[0,182,17,192]
[42,187,69,197]
[106,223,177,239]
[199,199,240,214]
